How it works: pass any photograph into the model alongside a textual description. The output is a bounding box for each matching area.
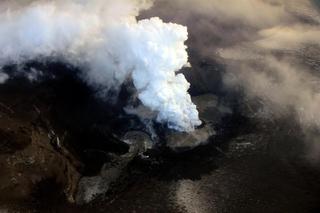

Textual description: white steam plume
[143,0,320,130]
[0,0,201,132]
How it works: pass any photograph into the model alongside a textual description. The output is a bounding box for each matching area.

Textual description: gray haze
[142,0,320,158]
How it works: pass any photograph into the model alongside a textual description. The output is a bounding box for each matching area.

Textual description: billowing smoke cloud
[0,0,201,132]
[142,0,320,131]
[137,0,320,162]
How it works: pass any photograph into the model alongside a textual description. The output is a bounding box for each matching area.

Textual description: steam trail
[0,0,201,132]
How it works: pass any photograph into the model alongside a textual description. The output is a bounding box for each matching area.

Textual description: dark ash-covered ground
[0,60,320,213]
[0,1,320,213]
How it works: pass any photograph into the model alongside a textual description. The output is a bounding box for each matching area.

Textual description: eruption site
[2,0,320,212]
[0,0,201,132]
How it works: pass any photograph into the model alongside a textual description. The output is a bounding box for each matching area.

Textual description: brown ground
[0,77,83,211]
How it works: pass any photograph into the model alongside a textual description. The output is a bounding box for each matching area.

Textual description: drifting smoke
[142,0,320,130]
[0,0,201,132]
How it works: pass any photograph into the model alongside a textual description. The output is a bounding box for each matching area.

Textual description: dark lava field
[0,58,320,213]
[1,0,320,213]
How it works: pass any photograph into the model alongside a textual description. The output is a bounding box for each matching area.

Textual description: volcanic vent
[0,0,217,207]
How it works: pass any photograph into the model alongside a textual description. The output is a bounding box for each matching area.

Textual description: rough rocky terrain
[1,1,320,210]
[0,64,320,213]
